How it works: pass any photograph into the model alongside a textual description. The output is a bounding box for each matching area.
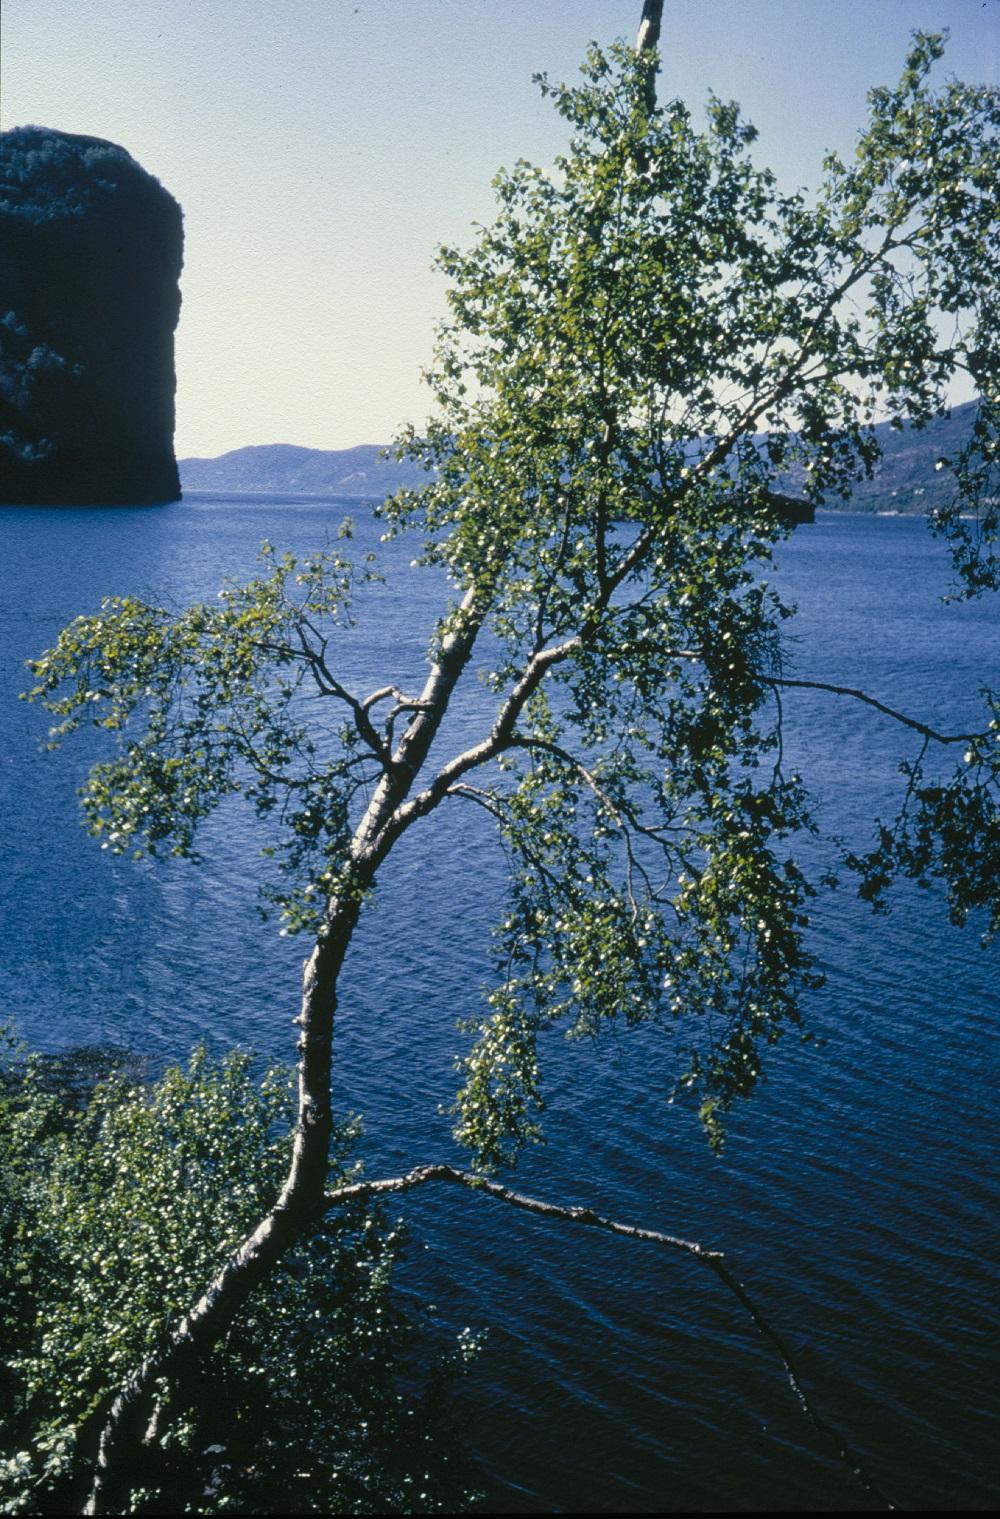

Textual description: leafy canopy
[27,36,1000,1161]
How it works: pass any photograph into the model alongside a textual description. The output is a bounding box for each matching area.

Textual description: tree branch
[762,675,987,745]
[361,684,433,716]
[635,1,663,117]
[580,642,988,746]
[321,1162,896,1512]
[508,733,658,916]
[294,630,391,764]
[384,633,583,840]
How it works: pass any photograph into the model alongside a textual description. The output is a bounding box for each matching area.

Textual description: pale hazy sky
[3,1,998,458]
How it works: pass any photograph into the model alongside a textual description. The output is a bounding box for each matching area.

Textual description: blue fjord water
[0,497,997,1511]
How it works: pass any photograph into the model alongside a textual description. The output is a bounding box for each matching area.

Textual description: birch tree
[24,4,1000,1508]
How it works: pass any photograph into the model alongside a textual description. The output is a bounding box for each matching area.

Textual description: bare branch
[565,641,988,747]
[322,1162,896,1512]
[385,633,583,840]
[361,684,433,714]
[763,674,987,745]
[445,781,511,829]
[290,629,391,764]
[508,733,656,917]
[445,782,567,898]
[323,1161,716,1253]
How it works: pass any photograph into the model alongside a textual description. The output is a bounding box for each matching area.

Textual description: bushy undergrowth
[0,1031,478,1514]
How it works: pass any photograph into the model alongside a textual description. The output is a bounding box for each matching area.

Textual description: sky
[2,0,998,459]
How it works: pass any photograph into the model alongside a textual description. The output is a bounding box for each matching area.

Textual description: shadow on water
[8,1044,151,1109]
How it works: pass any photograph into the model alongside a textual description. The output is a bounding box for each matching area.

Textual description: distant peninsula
[0,126,182,506]
[180,402,980,512]
[179,443,428,499]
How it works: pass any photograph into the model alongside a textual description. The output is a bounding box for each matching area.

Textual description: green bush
[0,1033,478,1514]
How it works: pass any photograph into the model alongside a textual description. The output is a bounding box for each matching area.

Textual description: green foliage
[25,34,1000,1175]
[23,536,381,932]
[401,36,1000,1159]
[0,1037,477,1514]
[849,697,1000,942]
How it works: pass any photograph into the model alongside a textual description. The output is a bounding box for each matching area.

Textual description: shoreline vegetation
[0,1032,895,1511]
[0,1029,481,1513]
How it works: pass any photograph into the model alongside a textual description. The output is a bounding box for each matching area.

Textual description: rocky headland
[0,126,183,505]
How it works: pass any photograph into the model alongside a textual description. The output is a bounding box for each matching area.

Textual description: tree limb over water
[319,1162,896,1511]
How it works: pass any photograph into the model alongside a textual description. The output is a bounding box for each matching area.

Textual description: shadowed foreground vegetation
[0,1032,479,1514]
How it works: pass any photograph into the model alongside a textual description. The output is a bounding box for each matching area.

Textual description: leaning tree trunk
[82,890,361,1512]
[83,594,483,1513]
[81,6,667,1509]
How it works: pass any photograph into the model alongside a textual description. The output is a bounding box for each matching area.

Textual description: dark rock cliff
[0,127,183,505]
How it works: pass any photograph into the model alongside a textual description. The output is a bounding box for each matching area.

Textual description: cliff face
[0,127,183,505]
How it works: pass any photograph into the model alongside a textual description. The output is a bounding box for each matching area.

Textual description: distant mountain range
[178,443,428,498]
[179,401,981,512]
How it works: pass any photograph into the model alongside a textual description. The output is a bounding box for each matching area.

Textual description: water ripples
[1,500,996,1510]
